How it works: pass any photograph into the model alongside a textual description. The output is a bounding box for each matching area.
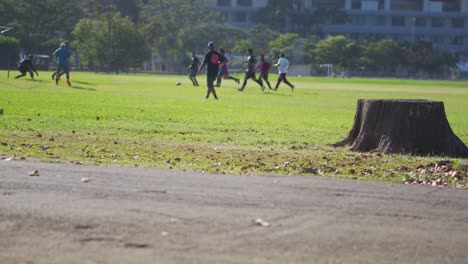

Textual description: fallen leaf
[253,218,270,227]
[4,155,15,161]
[28,170,40,176]
[81,177,91,183]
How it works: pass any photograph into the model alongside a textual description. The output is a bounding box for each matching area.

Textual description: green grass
[1,71,467,186]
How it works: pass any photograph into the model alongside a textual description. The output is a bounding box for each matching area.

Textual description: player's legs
[251,72,264,89]
[55,65,63,85]
[282,74,294,89]
[274,73,284,90]
[15,68,27,79]
[238,71,251,91]
[224,70,240,84]
[216,67,226,87]
[206,74,218,99]
[64,66,71,86]
[260,72,272,89]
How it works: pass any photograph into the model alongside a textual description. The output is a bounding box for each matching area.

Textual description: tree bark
[333,99,468,158]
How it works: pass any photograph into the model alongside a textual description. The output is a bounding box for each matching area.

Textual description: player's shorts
[18,66,30,74]
[189,68,198,77]
[218,66,228,77]
[244,71,256,80]
[56,64,69,75]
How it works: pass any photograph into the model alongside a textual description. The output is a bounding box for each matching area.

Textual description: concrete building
[210,0,468,58]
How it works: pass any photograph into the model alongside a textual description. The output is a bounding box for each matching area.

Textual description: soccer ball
[176,82,181,86]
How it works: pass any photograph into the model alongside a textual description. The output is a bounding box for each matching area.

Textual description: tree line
[0,0,457,76]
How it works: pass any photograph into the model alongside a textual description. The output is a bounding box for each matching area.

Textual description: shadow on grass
[74,80,96,86]
[264,91,292,97]
[25,78,46,83]
[71,85,96,91]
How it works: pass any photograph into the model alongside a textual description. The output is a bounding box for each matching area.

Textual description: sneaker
[235,79,240,84]
[237,88,244,92]
[261,85,265,92]
[66,80,71,87]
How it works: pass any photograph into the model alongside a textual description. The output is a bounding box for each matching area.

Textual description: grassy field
[1,70,467,187]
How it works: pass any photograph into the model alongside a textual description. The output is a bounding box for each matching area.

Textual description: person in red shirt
[256,54,272,90]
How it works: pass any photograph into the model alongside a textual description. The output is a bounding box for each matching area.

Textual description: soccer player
[188,51,200,86]
[15,54,38,79]
[256,54,272,90]
[53,42,73,86]
[274,53,294,91]
[215,48,240,87]
[198,42,225,99]
[238,48,264,92]
[51,41,70,81]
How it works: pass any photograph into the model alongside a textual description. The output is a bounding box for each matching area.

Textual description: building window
[391,0,423,11]
[452,18,465,29]
[432,36,444,46]
[217,0,231,7]
[369,16,386,26]
[391,16,405,27]
[414,17,425,27]
[351,0,361,9]
[237,0,252,7]
[233,12,247,22]
[443,1,460,12]
[450,36,464,46]
[351,15,366,25]
[314,0,346,9]
[431,17,445,28]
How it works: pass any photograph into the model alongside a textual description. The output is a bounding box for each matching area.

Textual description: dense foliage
[0,36,20,69]
[0,0,457,75]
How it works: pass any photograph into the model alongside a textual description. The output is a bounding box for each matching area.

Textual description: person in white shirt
[274,53,294,91]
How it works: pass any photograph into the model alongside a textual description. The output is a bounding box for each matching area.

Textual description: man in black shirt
[238,48,264,92]
[187,51,200,86]
[198,42,225,99]
[15,55,38,79]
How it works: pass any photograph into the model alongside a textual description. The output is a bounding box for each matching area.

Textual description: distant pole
[411,17,416,42]
[1,26,14,79]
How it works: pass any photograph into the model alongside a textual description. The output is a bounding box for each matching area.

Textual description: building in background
[210,0,468,59]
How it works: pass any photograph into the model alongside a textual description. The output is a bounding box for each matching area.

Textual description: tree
[268,33,304,63]
[334,99,468,158]
[253,0,301,32]
[72,19,99,69]
[312,35,348,69]
[140,0,222,73]
[3,0,83,53]
[402,40,456,76]
[361,39,402,73]
[0,35,20,69]
[72,12,148,71]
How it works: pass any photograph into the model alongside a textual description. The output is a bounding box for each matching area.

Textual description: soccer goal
[319,64,334,77]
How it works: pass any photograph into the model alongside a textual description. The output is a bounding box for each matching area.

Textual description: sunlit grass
[1,71,467,186]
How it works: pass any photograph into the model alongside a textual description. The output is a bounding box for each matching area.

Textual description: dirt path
[1,160,468,264]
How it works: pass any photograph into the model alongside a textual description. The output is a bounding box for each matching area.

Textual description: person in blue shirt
[51,41,70,81]
[53,42,72,86]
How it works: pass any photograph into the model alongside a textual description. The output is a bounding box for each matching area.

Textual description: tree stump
[333,99,468,157]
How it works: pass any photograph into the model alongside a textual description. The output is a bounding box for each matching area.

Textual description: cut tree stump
[333,99,468,157]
